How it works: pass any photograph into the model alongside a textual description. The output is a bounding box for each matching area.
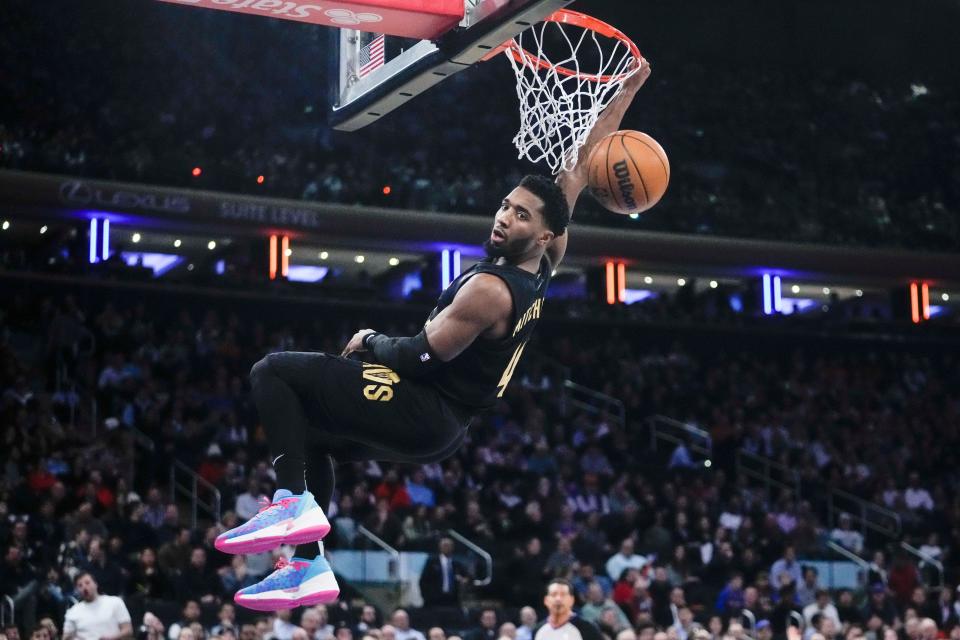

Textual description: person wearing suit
[419,538,470,607]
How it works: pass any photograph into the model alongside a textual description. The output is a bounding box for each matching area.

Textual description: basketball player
[215,58,652,610]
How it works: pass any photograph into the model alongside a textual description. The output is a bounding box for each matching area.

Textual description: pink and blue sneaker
[234,555,340,611]
[215,489,330,555]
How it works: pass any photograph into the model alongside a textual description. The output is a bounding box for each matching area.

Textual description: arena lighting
[257,175,265,184]
[856,289,863,297]
[1,220,9,230]
[791,285,800,294]
[629,213,639,219]
[677,278,686,286]
[215,259,225,275]
[174,239,182,248]
[822,287,831,295]
[132,233,141,243]
[281,236,289,277]
[40,225,48,235]
[704,460,712,468]
[102,219,110,260]
[355,255,365,263]
[287,266,328,283]
[89,219,98,263]
[440,249,461,288]
[623,289,654,304]
[269,235,278,280]
[389,257,400,266]
[617,263,626,303]
[192,167,202,177]
[285,249,293,257]
[121,252,182,277]
[643,276,653,284]
[761,274,782,315]
[207,240,217,250]
[944,293,951,302]
[382,185,392,195]
[319,251,328,260]
[922,283,930,320]
[605,261,615,305]
[709,280,718,289]
[910,282,920,324]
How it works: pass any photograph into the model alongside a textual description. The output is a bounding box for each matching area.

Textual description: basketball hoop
[495,9,642,174]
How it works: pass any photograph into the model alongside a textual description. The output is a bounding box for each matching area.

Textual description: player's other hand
[341,329,377,358]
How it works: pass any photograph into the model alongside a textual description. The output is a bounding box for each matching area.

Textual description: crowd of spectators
[1,273,959,640]
[2,2,960,250]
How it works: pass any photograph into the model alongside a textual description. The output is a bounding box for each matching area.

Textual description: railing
[740,609,757,638]
[0,595,14,627]
[447,529,493,587]
[826,540,870,588]
[648,415,712,458]
[735,450,801,498]
[169,460,222,528]
[788,611,805,632]
[901,541,944,591]
[827,489,901,540]
[561,380,625,428]
[356,525,403,606]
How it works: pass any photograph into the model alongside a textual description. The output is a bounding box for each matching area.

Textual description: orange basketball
[586,130,670,215]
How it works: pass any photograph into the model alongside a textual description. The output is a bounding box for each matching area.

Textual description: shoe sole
[235,572,340,611]
[215,506,330,555]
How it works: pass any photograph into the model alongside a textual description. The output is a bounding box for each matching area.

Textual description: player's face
[543,583,574,617]
[484,187,550,259]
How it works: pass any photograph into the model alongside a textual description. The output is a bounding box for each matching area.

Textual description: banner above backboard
[157,0,464,40]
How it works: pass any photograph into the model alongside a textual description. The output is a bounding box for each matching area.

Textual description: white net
[504,13,640,174]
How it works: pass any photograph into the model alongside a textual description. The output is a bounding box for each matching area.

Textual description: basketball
[586,130,670,215]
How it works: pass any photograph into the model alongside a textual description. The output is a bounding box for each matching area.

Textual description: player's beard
[483,234,528,259]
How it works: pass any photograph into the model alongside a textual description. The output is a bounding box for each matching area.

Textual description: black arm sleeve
[363,329,444,378]
[570,617,605,640]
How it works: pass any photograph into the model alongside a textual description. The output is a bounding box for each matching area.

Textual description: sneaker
[215,489,330,555]
[234,555,340,611]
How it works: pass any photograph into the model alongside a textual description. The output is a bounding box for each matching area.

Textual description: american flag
[358,35,385,78]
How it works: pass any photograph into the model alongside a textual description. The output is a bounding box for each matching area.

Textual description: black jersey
[422,254,552,411]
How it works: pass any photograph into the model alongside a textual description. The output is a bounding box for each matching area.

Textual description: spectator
[356,606,380,635]
[861,586,900,628]
[389,611,424,640]
[167,602,203,640]
[803,590,841,630]
[210,604,237,637]
[272,610,297,640]
[668,608,695,640]
[581,583,631,631]
[234,479,263,521]
[903,473,934,512]
[544,538,578,578]
[428,629,445,640]
[465,610,498,640]
[300,607,334,640]
[796,568,820,607]
[406,470,435,508]
[419,537,470,607]
[770,546,803,594]
[177,548,222,604]
[62,573,132,640]
[715,574,745,617]
[129,548,170,599]
[829,515,864,555]
[605,539,647,581]
[516,608,538,640]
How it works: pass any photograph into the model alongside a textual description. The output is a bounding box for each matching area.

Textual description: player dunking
[214,59,651,610]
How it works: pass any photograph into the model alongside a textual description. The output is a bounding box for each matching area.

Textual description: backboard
[329,0,573,131]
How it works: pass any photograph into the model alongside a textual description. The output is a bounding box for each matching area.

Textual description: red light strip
[281,236,290,277]
[269,235,277,280]
[605,261,615,305]
[617,262,626,303]
[910,282,920,324]
[921,283,930,320]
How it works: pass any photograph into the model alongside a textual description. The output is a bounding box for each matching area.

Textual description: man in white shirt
[63,573,132,640]
[605,538,648,581]
[802,590,841,630]
[829,514,864,554]
[390,610,425,640]
[904,473,934,511]
[235,478,264,521]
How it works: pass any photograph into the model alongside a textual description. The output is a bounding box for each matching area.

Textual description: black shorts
[264,351,473,464]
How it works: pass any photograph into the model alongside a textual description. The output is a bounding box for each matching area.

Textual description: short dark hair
[518,175,570,238]
[546,578,574,595]
[73,571,93,585]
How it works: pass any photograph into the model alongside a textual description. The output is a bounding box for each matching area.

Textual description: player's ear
[539,230,555,247]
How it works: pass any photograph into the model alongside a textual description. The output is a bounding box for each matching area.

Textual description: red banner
[157,0,464,40]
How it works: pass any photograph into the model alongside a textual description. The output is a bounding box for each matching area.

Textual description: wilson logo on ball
[613,160,638,211]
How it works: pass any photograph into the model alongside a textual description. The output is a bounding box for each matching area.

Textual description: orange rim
[503,9,641,83]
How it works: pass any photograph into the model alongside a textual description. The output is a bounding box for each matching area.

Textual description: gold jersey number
[496,341,528,398]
